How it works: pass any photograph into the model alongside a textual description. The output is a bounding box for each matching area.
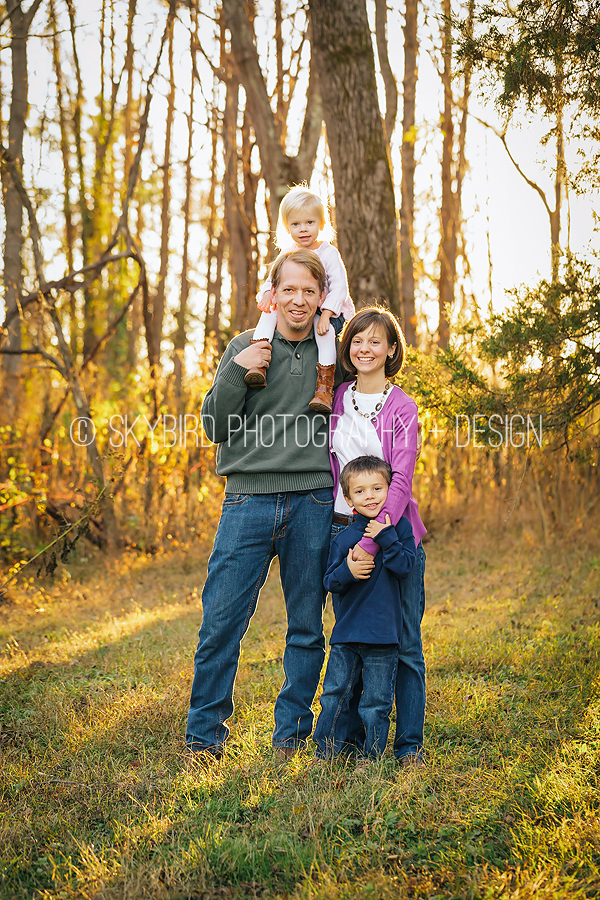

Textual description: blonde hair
[276,185,335,249]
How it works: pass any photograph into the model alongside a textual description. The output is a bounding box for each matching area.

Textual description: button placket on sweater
[286,342,304,376]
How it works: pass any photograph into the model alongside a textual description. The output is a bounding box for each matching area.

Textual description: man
[186,248,335,760]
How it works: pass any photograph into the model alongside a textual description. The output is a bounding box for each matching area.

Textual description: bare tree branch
[470,113,553,218]
[296,58,323,180]
[0,346,66,375]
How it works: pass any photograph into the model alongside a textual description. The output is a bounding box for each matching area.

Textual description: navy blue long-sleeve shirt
[324,514,416,646]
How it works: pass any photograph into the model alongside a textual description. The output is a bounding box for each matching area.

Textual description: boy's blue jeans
[313,642,399,758]
[329,524,427,760]
[186,489,333,754]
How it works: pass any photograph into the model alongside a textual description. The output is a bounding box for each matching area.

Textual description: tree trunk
[203,83,222,349]
[223,75,245,334]
[174,1,197,403]
[1,0,43,421]
[400,0,418,346]
[149,17,175,371]
[551,71,564,282]
[127,195,144,368]
[438,0,455,349]
[49,0,77,354]
[375,0,398,147]
[223,90,258,336]
[66,0,96,358]
[123,0,137,184]
[309,0,400,314]
[241,110,259,331]
[275,0,285,144]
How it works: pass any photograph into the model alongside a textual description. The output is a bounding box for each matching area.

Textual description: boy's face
[344,470,389,518]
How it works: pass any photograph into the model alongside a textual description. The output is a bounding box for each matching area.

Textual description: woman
[329,306,427,766]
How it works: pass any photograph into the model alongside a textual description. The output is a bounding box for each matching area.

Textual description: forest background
[0,0,598,563]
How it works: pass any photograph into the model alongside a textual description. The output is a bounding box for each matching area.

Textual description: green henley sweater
[201,329,335,494]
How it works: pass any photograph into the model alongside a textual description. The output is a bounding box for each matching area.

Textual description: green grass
[1,531,600,899]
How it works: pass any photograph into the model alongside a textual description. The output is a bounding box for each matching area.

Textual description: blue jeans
[186,489,333,754]
[313,642,398,758]
[328,525,426,761]
[393,541,426,759]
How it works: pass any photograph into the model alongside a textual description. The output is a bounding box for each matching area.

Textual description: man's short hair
[269,248,326,294]
[340,455,393,498]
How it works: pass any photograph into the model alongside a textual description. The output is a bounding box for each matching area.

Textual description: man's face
[272,260,324,341]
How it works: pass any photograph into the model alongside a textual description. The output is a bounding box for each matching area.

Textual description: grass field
[1,527,600,899]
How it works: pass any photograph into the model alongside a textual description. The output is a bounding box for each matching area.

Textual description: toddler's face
[287,207,321,249]
[344,471,389,518]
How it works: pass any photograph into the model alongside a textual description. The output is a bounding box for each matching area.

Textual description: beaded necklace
[350,380,391,425]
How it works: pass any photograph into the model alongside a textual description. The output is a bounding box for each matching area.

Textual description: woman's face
[349,325,396,377]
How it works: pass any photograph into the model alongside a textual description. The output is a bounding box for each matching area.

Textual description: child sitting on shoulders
[245,185,355,413]
[313,455,416,760]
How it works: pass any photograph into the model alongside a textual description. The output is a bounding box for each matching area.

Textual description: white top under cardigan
[331,387,392,514]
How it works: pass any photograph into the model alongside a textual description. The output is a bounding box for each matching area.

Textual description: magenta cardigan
[329,381,427,556]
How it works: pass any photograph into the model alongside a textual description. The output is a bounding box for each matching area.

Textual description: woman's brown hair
[339,306,407,378]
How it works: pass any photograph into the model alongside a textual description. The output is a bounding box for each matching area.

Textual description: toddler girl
[245,186,355,413]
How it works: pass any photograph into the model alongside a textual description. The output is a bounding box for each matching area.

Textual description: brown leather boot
[309,363,336,413]
[244,339,270,388]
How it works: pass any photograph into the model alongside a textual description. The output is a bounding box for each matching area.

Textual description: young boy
[313,456,416,759]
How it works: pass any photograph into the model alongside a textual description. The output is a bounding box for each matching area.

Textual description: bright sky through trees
[5,0,597,340]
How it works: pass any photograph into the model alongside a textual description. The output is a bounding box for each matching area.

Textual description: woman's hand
[351,545,375,563]
[346,548,374,580]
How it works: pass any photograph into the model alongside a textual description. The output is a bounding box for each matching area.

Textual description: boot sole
[244,373,267,387]
[309,400,332,413]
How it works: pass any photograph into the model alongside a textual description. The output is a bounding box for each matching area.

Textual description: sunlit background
[6,0,596,361]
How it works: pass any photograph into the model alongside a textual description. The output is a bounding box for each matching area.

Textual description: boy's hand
[316,309,333,336]
[347,548,375,580]
[364,514,392,539]
[257,292,276,312]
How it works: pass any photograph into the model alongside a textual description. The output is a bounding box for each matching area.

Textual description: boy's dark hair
[339,305,407,378]
[340,455,393,498]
